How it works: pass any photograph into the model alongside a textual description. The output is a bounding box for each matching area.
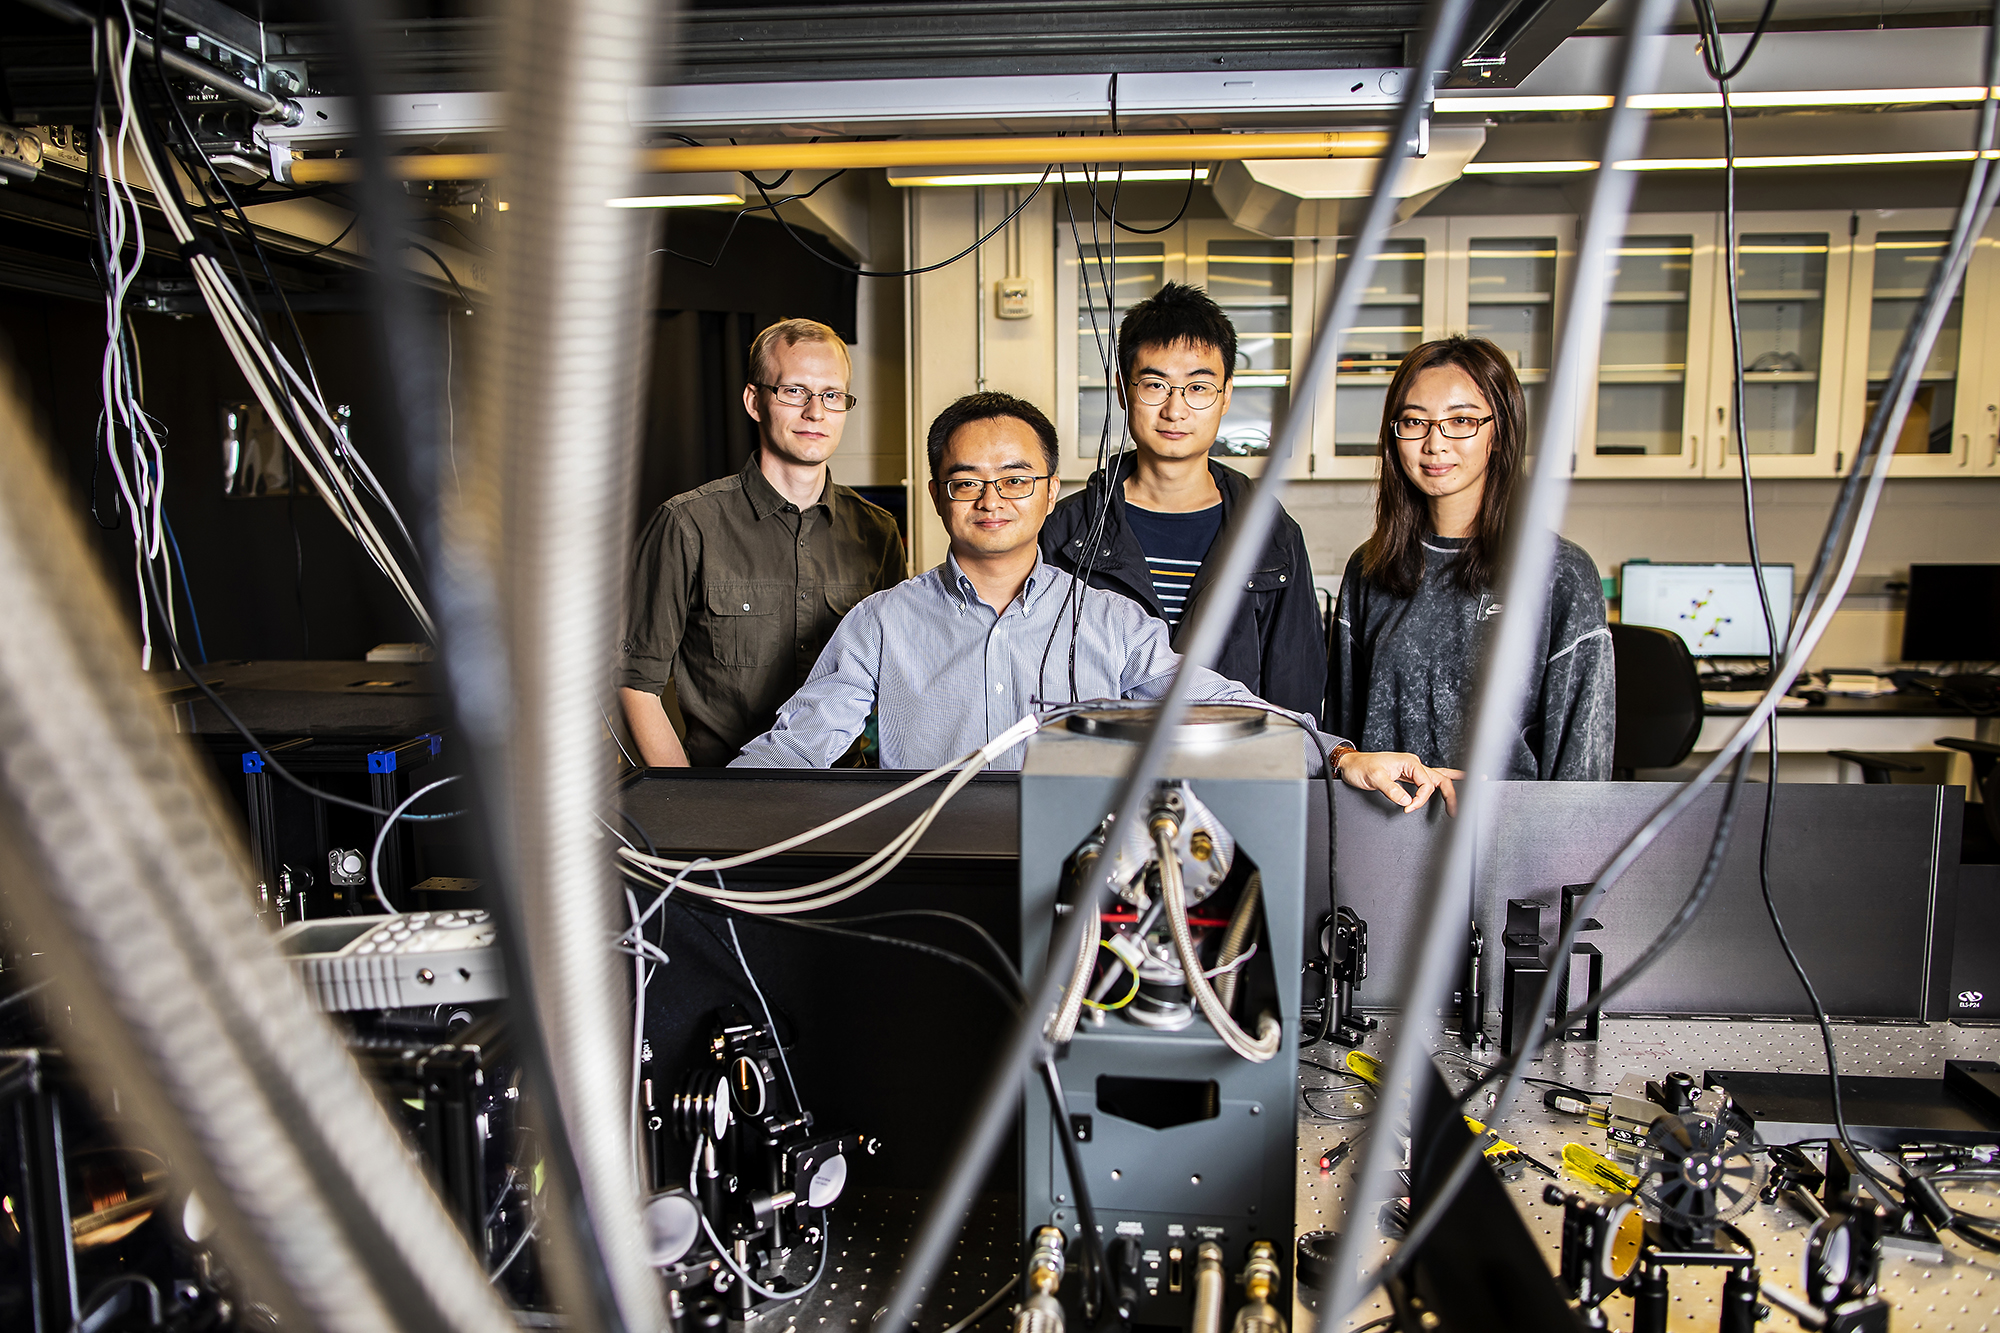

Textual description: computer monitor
[1901,564,2000,662]
[1619,562,1795,658]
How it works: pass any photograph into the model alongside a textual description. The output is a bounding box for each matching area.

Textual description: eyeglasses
[941,473,1052,502]
[1393,414,1494,440]
[1130,378,1221,410]
[756,383,859,412]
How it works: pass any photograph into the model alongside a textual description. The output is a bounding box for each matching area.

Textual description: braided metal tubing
[868,3,1475,1326]
[471,0,669,1324]
[1310,0,1679,1321]
[0,359,514,1332]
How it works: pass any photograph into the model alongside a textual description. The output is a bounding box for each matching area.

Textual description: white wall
[900,185,1059,573]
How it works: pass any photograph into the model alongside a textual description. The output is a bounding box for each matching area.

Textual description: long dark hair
[1361,336,1526,597]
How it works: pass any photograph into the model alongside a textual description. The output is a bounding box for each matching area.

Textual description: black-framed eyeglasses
[1130,378,1221,410]
[941,473,1053,502]
[1393,414,1493,440]
[756,383,859,412]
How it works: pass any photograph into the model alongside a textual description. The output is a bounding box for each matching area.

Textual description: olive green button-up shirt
[617,453,906,766]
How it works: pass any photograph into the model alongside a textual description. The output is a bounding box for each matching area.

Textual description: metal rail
[280,130,1395,184]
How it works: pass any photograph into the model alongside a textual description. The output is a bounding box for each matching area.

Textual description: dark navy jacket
[1039,457,1327,719]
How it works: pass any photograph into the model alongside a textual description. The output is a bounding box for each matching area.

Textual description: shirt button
[1279,574,1287,582]
[742,602,751,611]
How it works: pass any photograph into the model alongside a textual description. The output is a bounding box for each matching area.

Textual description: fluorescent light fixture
[1616,151,1985,170]
[1461,159,1600,173]
[888,164,1206,187]
[1437,95,1614,113]
[1440,87,1993,114]
[607,171,746,208]
[1630,86,1988,109]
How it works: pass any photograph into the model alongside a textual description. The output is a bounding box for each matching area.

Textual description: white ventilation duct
[1213,127,1487,235]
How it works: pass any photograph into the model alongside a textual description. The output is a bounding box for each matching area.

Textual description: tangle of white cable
[97,8,176,668]
[368,774,463,914]
[616,715,1040,917]
[104,64,436,639]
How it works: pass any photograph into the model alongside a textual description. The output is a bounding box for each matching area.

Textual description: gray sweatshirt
[1332,535,1615,780]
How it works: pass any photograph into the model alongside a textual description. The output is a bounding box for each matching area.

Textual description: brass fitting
[1241,1240,1280,1302]
[1231,1242,1287,1333]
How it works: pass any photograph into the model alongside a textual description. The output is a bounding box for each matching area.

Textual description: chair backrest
[1609,623,1703,773]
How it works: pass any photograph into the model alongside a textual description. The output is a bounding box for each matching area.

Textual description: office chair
[1941,737,2000,862]
[1832,740,2000,864]
[1609,623,1704,779]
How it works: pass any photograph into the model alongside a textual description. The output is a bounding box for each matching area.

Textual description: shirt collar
[741,452,835,521]
[941,551,1061,614]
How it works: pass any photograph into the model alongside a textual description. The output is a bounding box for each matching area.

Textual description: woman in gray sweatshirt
[1331,336,1614,780]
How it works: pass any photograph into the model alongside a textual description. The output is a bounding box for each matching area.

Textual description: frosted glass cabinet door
[1838,210,2000,478]
[1060,234,1169,475]
[1055,217,1310,481]
[1577,215,1718,478]
[1443,215,1575,461]
[1706,212,1853,478]
[1312,217,1449,479]
[1188,225,1302,471]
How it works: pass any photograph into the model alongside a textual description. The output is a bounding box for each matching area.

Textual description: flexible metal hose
[1190,1242,1227,1333]
[1158,824,1280,1061]
[474,0,668,1323]
[0,358,512,1332]
[1047,848,1104,1046]
[1212,870,1262,1015]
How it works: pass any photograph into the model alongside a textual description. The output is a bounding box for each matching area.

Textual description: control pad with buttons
[275,910,504,1012]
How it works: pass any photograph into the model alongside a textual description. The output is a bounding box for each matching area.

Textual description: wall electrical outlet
[995,278,1034,320]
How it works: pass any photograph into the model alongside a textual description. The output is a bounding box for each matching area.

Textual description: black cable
[657,169,850,269]
[748,165,1053,278]
[1695,0,1906,1203]
[1040,1054,1110,1322]
[287,214,358,261]
[746,911,1022,1016]
[405,242,475,312]
[613,806,657,857]
[1696,0,1781,84]
[812,909,1023,997]
[1087,158,1200,236]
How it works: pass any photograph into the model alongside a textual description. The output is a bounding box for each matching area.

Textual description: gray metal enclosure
[1018,725,1306,1325]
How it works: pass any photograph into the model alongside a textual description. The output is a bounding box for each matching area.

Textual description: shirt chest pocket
[823,582,871,619]
[703,581,786,667]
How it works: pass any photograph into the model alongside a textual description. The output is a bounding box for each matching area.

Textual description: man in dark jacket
[1040,283,1325,717]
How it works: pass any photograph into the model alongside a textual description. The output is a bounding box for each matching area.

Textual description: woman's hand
[1334,750,1462,816]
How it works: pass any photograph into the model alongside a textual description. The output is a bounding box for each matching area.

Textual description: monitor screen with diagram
[1619,562,1795,657]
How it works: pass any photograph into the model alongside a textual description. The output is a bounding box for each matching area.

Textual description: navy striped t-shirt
[1123,501,1223,628]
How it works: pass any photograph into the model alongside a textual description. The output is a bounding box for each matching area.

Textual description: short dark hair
[1117,282,1238,386]
[925,392,1060,477]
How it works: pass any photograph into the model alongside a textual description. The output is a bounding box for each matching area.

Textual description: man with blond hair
[618,318,905,766]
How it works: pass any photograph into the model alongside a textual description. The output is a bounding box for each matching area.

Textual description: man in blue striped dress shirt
[733,393,1456,815]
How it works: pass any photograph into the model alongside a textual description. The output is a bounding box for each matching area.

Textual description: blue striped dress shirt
[731,553,1343,771]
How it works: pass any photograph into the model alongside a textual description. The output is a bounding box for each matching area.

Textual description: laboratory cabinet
[1059,207,2000,484]
[1312,215,1579,481]
[1835,208,2000,479]
[1575,214,1721,479]
[1055,216,1312,482]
